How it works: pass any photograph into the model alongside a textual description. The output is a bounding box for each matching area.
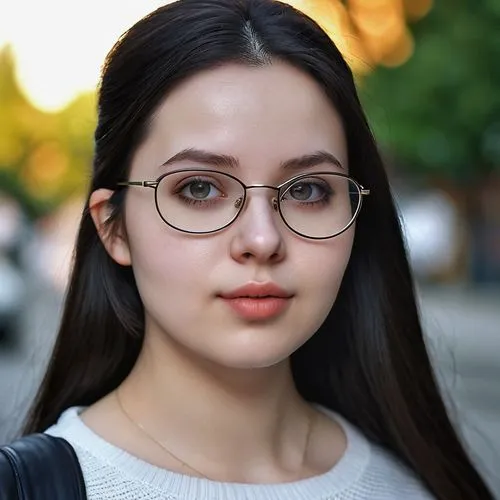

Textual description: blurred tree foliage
[360,0,500,183]
[0,47,95,219]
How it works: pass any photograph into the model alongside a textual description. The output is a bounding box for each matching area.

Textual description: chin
[220,355,290,371]
[202,337,305,371]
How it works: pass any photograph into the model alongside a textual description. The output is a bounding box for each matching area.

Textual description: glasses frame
[117,169,370,240]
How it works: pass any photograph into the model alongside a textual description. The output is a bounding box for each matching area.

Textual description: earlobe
[89,189,132,266]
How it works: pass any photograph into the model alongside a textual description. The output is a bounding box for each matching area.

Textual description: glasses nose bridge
[238,184,280,211]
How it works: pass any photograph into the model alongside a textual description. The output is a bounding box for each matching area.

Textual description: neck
[118,329,312,480]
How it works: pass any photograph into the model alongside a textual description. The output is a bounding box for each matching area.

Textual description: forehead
[133,62,347,176]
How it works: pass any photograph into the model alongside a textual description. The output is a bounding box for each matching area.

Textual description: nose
[229,191,286,265]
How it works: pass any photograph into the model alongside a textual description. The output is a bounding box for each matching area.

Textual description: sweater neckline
[54,405,371,500]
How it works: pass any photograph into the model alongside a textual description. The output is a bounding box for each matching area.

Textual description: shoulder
[362,444,434,499]
[45,407,133,499]
[45,406,83,435]
[44,407,97,474]
[321,408,434,499]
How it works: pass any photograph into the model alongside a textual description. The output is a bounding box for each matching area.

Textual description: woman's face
[116,62,353,369]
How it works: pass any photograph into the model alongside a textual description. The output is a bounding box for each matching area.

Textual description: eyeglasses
[117,169,370,240]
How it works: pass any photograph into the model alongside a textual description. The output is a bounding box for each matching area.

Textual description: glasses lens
[156,170,244,233]
[279,174,361,238]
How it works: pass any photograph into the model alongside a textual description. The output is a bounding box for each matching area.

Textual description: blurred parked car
[0,195,27,347]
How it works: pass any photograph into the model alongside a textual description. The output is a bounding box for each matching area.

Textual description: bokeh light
[0,0,175,112]
[0,0,431,112]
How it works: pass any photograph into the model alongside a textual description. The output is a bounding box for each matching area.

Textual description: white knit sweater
[45,406,434,499]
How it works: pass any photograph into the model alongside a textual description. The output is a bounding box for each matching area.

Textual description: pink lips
[219,283,293,320]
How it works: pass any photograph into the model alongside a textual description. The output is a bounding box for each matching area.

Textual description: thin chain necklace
[115,389,314,481]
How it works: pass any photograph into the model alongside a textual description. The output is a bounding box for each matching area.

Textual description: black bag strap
[0,433,87,500]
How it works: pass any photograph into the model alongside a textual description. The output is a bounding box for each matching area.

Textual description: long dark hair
[23,0,492,498]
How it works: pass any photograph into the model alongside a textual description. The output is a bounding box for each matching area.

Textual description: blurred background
[0,0,499,495]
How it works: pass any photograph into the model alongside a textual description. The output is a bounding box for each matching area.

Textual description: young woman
[21,0,492,498]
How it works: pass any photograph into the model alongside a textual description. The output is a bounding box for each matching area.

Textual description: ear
[89,188,132,266]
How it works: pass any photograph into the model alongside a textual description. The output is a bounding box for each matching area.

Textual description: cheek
[124,201,216,307]
[128,232,222,343]
[296,228,354,309]
[131,234,212,295]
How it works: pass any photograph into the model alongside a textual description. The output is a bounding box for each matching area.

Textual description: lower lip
[220,297,291,320]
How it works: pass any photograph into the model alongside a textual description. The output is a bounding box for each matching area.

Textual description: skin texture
[86,62,353,483]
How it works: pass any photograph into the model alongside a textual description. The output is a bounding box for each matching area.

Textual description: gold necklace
[116,389,210,478]
[115,389,314,481]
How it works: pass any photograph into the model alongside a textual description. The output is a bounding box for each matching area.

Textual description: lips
[218,283,293,320]
[219,282,293,300]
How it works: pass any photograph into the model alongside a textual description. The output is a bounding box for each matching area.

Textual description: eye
[284,179,332,203]
[289,182,313,201]
[179,178,222,200]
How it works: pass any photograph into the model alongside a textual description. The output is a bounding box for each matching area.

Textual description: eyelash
[178,197,219,207]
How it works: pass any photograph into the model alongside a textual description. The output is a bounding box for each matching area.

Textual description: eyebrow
[159,148,344,171]
[281,151,344,171]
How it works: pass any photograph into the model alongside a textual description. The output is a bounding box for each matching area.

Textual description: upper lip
[219,282,293,299]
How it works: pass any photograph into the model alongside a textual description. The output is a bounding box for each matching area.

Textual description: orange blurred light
[348,0,401,11]
[379,27,415,67]
[404,0,433,20]
[23,142,69,199]
[347,0,414,67]
[350,6,402,38]
[286,0,373,73]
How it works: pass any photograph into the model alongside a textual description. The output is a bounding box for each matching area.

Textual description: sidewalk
[418,285,500,496]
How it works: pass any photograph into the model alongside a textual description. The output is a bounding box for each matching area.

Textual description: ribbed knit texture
[45,406,433,499]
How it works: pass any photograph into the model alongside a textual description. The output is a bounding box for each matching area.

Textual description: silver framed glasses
[117,169,370,240]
